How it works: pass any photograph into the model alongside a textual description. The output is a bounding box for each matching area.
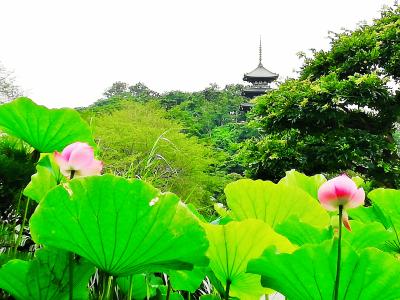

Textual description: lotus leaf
[0,247,94,300]
[204,219,296,300]
[248,240,400,300]
[0,97,94,152]
[225,179,330,228]
[30,175,209,276]
[279,169,326,199]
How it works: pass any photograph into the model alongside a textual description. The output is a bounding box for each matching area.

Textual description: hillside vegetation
[82,100,234,211]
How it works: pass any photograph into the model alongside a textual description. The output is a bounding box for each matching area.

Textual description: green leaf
[0,97,94,152]
[0,260,29,300]
[214,203,229,218]
[23,155,60,203]
[158,286,184,300]
[275,216,332,246]
[199,295,221,300]
[186,203,207,222]
[348,205,390,228]
[342,220,392,252]
[156,284,185,300]
[368,188,400,229]
[204,219,296,300]
[116,274,158,299]
[225,179,330,229]
[30,175,209,276]
[351,176,364,188]
[276,217,392,253]
[279,169,326,199]
[248,240,400,300]
[0,247,94,300]
[169,267,207,293]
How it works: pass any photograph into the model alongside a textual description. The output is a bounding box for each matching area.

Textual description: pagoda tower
[242,38,278,98]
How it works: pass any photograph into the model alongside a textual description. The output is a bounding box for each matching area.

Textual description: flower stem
[105,275,113,300]
[225,279,231,300]
[146,274,150,300]
[14,197,30,255]
[69,170,75,300]
[333,205,343,300]
[127,275,133,300]
[69,252,74,300]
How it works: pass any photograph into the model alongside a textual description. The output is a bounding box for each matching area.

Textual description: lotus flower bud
[54,142,102,179]
[318,174,365,231]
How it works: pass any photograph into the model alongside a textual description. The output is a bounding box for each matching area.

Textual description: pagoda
[242,39,278,99]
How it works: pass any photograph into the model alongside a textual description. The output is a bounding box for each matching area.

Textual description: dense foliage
[240,5,400,186]
[98,82,249,139]
[0,136,35,214]
[82,100,232,209]
[1,98,400,300]
[89,82,255,184]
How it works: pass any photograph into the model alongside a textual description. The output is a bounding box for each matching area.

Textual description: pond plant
[1,98,400,300]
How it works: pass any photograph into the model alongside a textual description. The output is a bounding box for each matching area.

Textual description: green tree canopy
[241,4,400,186]
[102,81,158,102]
[82,99,231,209]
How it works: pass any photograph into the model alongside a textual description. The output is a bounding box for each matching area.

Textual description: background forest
[77,4,400,207]
[1,4,400,215]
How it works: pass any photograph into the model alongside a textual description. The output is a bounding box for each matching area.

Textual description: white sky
[0,0,395,108]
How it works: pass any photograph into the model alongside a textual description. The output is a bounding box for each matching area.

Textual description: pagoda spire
[242,37,279,99]
[258,36,263,67]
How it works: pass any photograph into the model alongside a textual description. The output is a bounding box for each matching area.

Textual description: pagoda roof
[244,64,278,81]
[243,38,279,82]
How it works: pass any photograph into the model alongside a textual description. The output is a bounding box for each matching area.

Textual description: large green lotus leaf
[206,269,226,297]
[275,216,332,246]
[248,240,400,300]
[0,260,29,300]
[30,175,209,276]
[342,220,393,252]
[169,267,207,293]
[225,179,330,228]
[364,189,400,252]
[204,219,296,300]
[116,274,158,299]
[23,155,61,203]
[199,295,221,300]
[0,247,94,300]
[186,203,207,222]
[0,97,94,152]
[23,165,57,202]
[368,188,400,227]
[275,217,391,253]
[158,286,184,300]
[278,170,326,200]
[348,205,390,228]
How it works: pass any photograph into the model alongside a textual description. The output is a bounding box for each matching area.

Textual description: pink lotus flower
[54,142,102,179]
[318,174,365,231]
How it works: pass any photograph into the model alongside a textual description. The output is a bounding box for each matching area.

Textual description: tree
[240,4,400,186]
[103,81,158,102]
[0,63,22,103]
[103,81,129,98]
[82,99,231,209]
[128,82,159,100]
[167,84,246,137]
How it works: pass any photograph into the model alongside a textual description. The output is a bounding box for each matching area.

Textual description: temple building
[242,39,278,104]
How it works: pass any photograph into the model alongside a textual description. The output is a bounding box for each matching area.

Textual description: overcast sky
[0,0,395,108]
